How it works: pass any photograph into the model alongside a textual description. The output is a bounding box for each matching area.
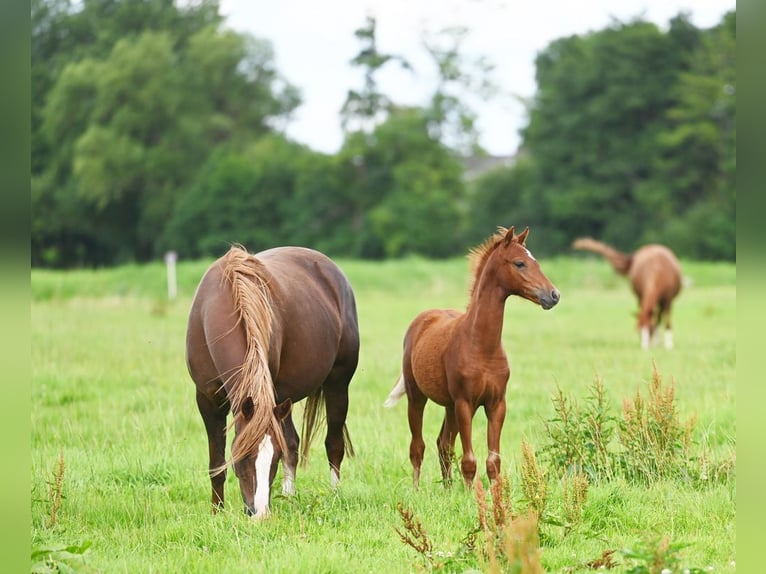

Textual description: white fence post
[164,251,178,301]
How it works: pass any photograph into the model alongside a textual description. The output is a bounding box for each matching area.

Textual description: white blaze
[253,435,274,518]
[524,247,536,261]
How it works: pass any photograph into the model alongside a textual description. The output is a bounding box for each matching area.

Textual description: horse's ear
[242,396,255,422]
[503,226,516,246]
[517,226,529,245]
[273,398,292,422]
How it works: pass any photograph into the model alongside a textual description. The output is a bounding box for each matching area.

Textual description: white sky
[219,0,735,156]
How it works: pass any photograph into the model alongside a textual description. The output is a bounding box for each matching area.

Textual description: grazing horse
[186,245,359,517]
[572,237,682,349]
[385,226,560,489]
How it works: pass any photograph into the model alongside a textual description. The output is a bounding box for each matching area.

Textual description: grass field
[31,254,736,573]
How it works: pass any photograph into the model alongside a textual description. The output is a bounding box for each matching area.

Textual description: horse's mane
[467,227,510,299]
[221,245,286,465]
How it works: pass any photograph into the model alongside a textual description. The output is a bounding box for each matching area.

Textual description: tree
[421,26,497,155]
[32,0,300,266]
[340,16,412,133]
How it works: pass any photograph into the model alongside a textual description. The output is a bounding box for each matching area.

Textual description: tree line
[32,1,735,267]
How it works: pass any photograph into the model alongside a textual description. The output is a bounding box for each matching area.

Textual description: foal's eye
[513,260,526,269]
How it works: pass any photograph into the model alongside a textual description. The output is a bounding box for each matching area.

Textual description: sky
[219,0,735,156]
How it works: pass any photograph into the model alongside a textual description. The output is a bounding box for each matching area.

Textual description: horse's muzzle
[539,288,560,310]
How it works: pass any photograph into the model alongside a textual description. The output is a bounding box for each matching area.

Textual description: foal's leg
[454,398,478,487]
[484,398,507,481]
[195,390,229,512]
[436,408,458,487]
[406,382,428,490]
[281,412,299,496]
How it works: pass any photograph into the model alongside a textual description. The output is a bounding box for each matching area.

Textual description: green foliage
[476,11,736,260]
[621,535,705,574]
[31,541,93,573]
[32,5,736,268]
[338,109,468,258]
[32,0,298,267]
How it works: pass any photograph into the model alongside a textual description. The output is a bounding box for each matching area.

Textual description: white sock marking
[253,435,274,518]
[665,330,674,350]
[282,471,295,496]
[330,467,340,489]
[641,327,650,350]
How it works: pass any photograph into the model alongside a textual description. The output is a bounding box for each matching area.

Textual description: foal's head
[477,226,560,310]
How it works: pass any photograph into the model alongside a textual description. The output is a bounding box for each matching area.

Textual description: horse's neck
[464,272,507,353]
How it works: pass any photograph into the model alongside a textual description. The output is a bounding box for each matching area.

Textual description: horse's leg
[406,383,428,490]
[322,364,355,488]
[436,407,458,487]
[638,297,655,350]
[484,398,507,482]
[454,398,477,487]
[658,299,674,349]
[281,412,299,496]
[195,389,229,513]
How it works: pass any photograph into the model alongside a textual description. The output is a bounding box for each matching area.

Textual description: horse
[186,245,359,517]
[572,237,682,349]
[384,226,560,489]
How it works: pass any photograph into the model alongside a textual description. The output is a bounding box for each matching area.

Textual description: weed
[45,451,65,529]
[621,534,705,574]
[618,363,696,482]
[561,468,589,535]
[395,502,435,568]
[520,437,548,518]
[474,475,544,574]
[542,378,616,480]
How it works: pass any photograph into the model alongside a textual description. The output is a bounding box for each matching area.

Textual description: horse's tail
[572,237,632,275]
[384,373,406,408]
[299,387,355,468]
[221,245,286,465]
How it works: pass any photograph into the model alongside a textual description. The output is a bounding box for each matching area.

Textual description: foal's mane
[467,227,511,298]
[221,245,286,465]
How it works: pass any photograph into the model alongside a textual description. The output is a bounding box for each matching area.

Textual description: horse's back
[257,247,360,396]
[404,309,462,405]
[187,246,359,400]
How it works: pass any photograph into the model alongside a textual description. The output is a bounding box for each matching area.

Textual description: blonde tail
[384,374,406,408]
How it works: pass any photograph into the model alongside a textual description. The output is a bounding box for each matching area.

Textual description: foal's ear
[516,226,530,245]
[242,396,255,421]
[503,226,516,246]
[273,398,293,422]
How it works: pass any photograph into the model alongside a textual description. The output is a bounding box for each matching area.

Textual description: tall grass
[31,255,735,572]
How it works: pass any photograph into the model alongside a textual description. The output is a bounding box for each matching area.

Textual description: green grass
[31,255,735,573]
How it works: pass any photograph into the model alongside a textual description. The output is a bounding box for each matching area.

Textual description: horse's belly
[409,316,456,406]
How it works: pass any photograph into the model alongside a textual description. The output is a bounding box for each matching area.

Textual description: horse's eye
[513,261,526,269]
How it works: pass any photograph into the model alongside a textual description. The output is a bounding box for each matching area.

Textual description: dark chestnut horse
[385,226,559,488]
[186,245,359,517]
[572,237,682,349]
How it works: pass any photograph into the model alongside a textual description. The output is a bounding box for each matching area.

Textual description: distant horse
[572,237,682,349]
[385,226,559,489]
[186,245,359,517]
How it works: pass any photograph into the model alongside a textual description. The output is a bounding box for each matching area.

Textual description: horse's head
[494,226,560,310]
[233,397,293,518]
